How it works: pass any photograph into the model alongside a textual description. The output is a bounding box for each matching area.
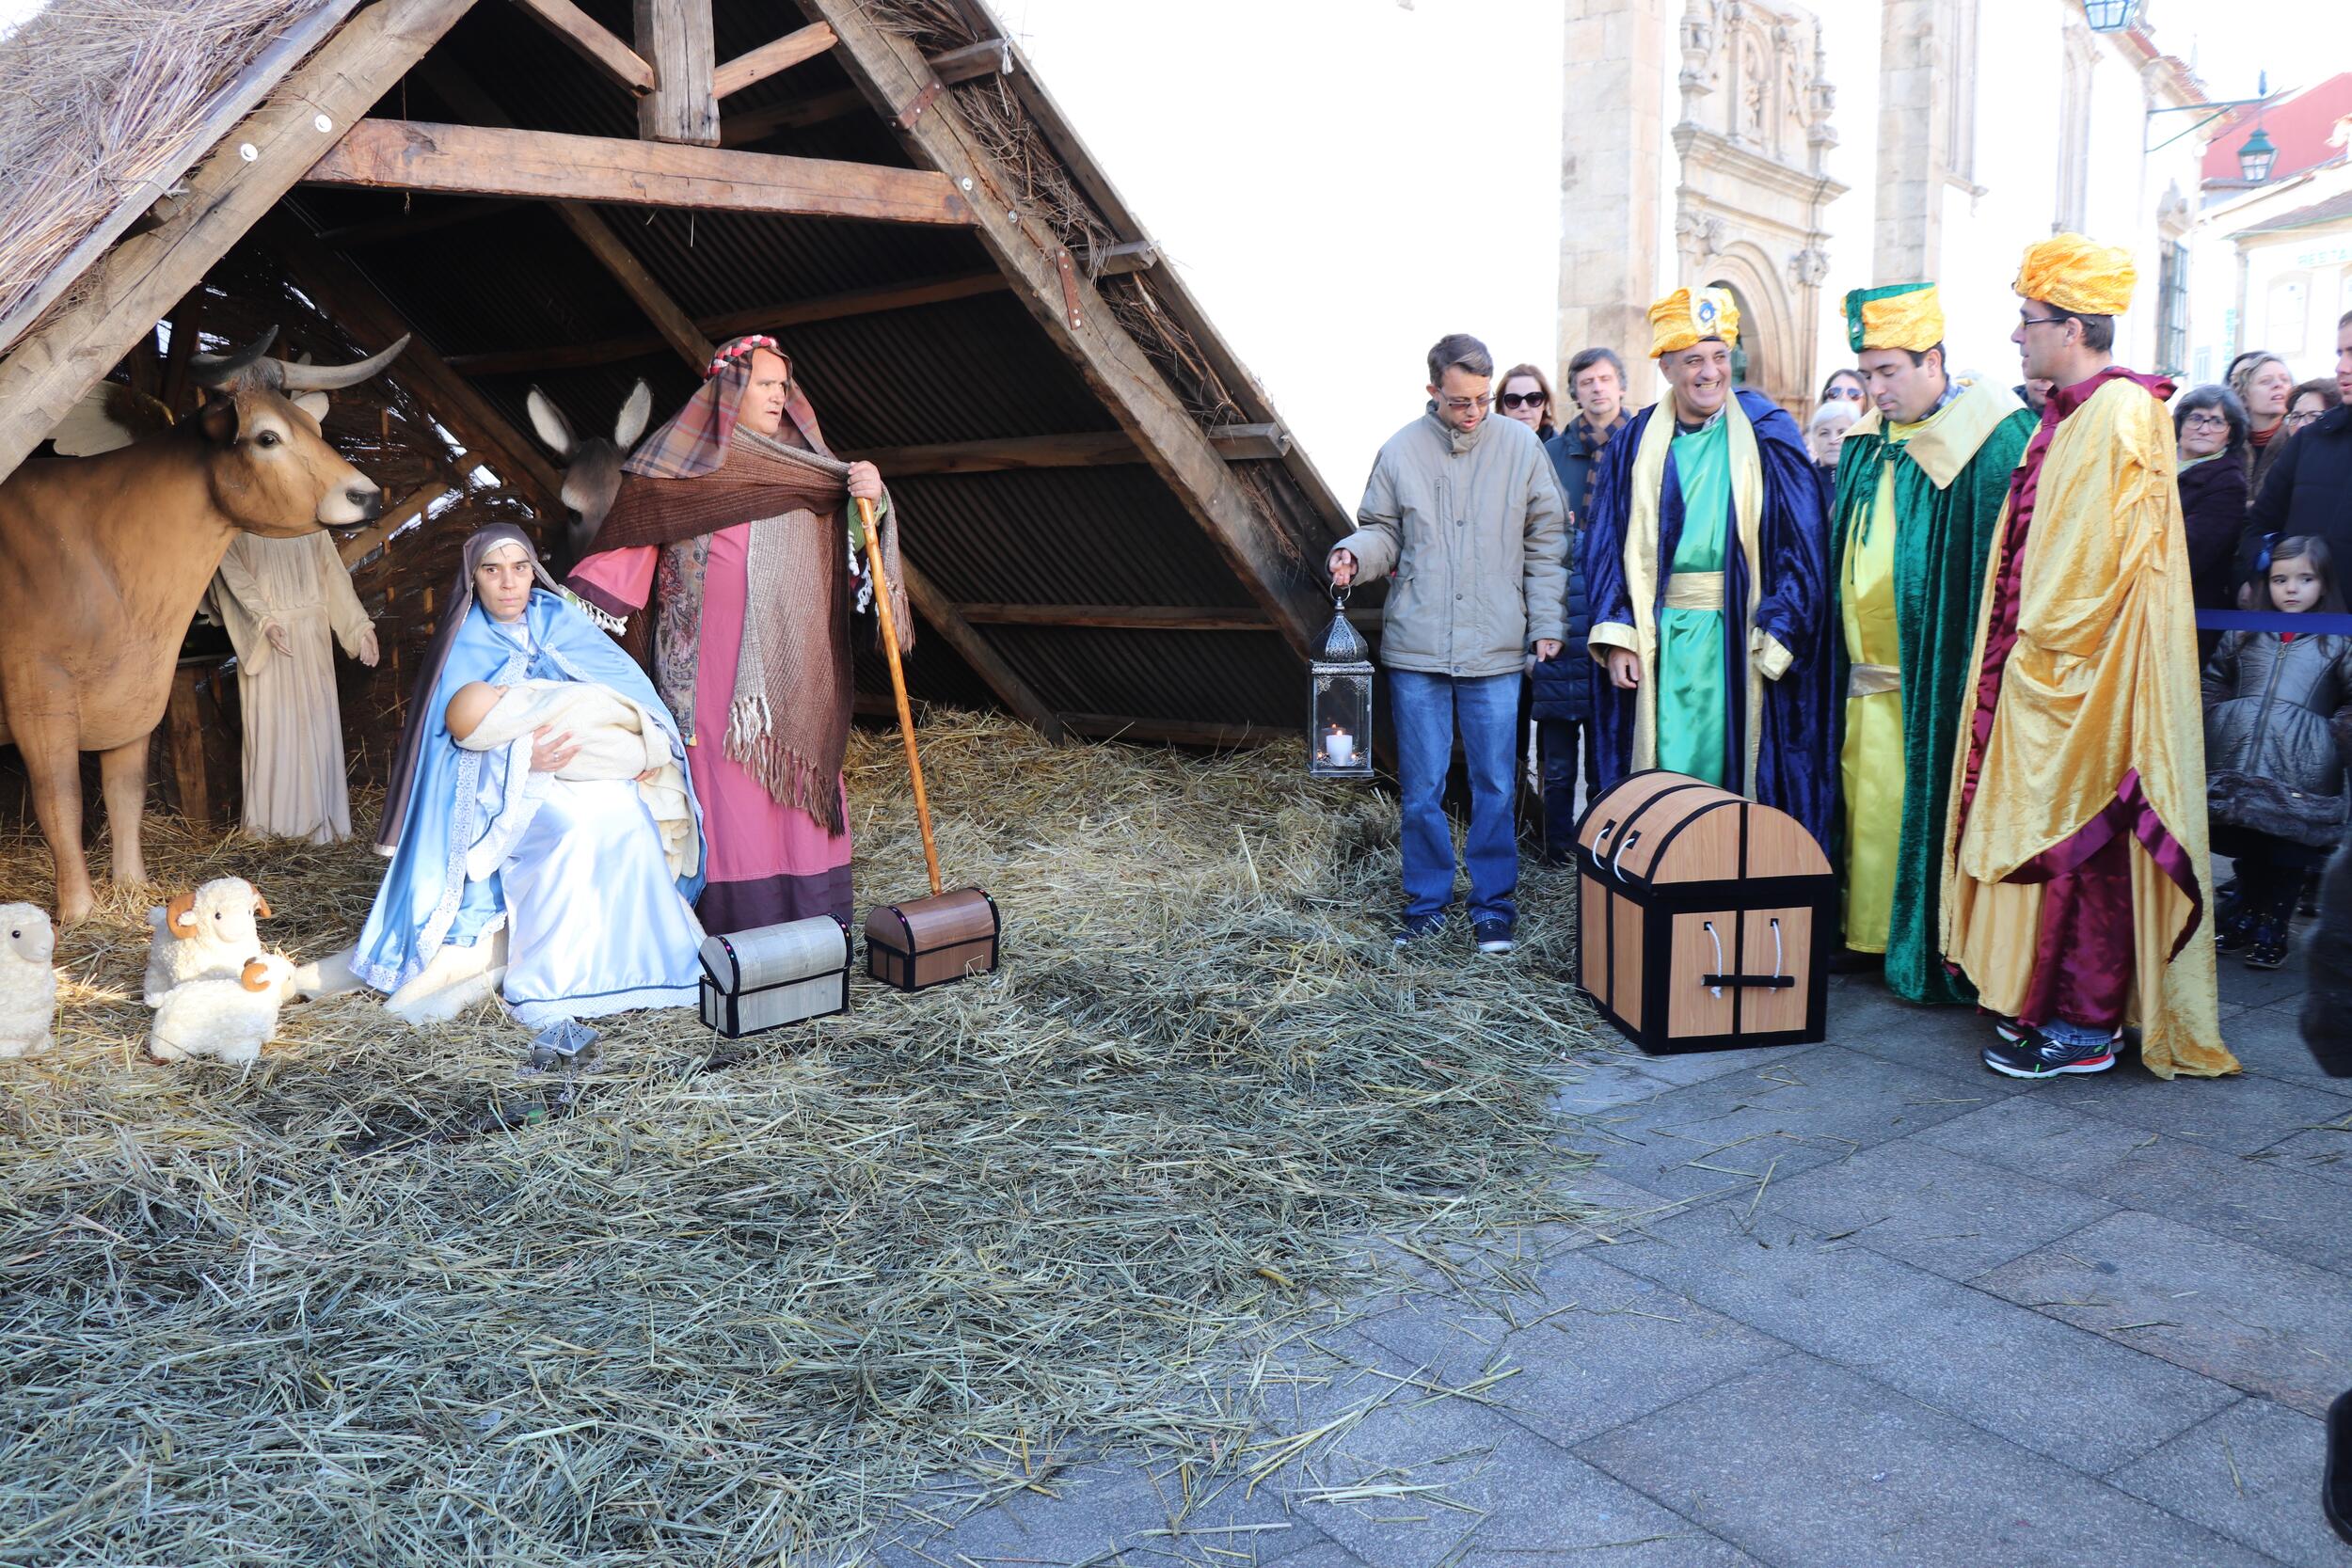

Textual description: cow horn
[188,327,280,388]
[269,334,411,392]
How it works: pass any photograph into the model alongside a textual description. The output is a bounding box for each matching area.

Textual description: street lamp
[2080,0,2140,32]
[2238,126,2278,183]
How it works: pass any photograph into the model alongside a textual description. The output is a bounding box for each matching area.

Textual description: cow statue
[0,326,407,922]
[524,378,652,575]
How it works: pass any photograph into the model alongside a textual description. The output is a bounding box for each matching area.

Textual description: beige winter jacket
[1336,406,1568,679]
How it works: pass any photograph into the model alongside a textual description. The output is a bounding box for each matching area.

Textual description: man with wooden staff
[1582,287,1832,848]
[568,335,912,934]
[1944,236,2234,1080]
[1826,282,2033,1002]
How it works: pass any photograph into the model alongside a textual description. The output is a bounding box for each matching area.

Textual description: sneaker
[1982,1027,2120,1079]
[1472,920,1516,954]
[2214,911,2259,955]
[1393,913,1446,948]
[2246,921,2290,971]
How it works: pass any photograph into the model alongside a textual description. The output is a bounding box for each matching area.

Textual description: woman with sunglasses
[1495,362,1559,440]
[1818,367,1867,412]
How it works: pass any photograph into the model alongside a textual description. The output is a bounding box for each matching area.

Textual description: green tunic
[1657,417,1730,784]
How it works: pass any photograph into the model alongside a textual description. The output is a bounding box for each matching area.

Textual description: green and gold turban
[1845,282,1944,353]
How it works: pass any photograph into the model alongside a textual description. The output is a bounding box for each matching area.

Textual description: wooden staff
[855,496,942,896]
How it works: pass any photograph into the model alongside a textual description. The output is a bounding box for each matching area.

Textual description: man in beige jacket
[1329,333,1568,953]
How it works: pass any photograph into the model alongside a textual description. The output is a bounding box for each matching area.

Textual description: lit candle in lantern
[1323,722,1355,765]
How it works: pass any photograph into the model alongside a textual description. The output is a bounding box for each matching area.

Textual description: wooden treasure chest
[699,916,852,1037]
[865,887,1002,992]
[1574,770,1834,1054]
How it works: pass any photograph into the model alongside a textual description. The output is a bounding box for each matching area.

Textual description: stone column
[1873,0,1946,284]
[1559,0,1670,404]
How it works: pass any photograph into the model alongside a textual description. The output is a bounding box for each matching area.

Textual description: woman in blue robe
[353,524,706,1025]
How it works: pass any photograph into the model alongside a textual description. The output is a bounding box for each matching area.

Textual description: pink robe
[572,526,852,933]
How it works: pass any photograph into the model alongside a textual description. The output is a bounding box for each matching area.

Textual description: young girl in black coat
[2204,537,2352,968]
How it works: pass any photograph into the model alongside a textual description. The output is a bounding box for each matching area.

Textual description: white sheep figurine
[0,902,56,1058]
[144,878,272,1007]
[148,954,297,1066]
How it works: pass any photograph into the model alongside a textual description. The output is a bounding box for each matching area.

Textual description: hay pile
[0,714,1608,1564]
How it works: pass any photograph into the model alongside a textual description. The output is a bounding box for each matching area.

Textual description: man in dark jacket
[2238,310,2352,582]
[1530,348,1629,858]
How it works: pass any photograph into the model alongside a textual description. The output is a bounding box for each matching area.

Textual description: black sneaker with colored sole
[1472,920,1516,955]
[1982,1028,2120,1079]
[2246,924,2291,970]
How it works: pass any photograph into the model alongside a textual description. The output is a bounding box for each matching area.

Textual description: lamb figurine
[148,955,297,1066]
[0,902,56,1058]
[144,878,272,1007]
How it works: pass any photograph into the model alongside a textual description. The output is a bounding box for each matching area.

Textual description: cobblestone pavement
[867,948,2352,1568]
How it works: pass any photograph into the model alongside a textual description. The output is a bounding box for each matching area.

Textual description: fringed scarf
[587,338,909,836]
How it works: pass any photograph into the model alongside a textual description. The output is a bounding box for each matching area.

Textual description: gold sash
[1848,662,1900,698]
[1663,571,1727,610]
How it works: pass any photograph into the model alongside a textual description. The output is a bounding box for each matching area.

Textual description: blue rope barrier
[2195,610,2352,635]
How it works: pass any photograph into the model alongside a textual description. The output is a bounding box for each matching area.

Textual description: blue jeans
[1391,670,1520,926]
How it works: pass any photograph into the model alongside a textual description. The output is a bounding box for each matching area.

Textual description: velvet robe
[1584,386,1834,847]
[1827,385,2036,1005]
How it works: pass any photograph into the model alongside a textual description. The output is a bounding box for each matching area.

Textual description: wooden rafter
[894,559,1067,745]
[720,86,865,147]
[837,432,1136,477]
[634,0,718,145]
[302,119,976,227]
[442,270,1009,376]
[338,483,453,566]
[804,0,1328,661]
[511,0,655,95]
[0,0,481,481]
[713,22,836,99]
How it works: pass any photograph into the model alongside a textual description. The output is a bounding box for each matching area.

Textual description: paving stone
[2223,1003,2352,1097]
[2057,1060,2352,1154]
[1251,1344,1758,1568]
[1914,1094,2171,1185]
[1577,1356,2281,1568]
[1597,1205,2237,1470]
[1817,985,2000,1083]
[2261,1119,2352,1187]
[1260,1542,1378,1568]
[2109,1397,2349,1568]
[2219,943,2308,1009]
[1570,1045,2026,1205]
[1600,1039,1832,1088]
[1350,1250,1787,1449]
[1975,1209,2352,1417]
[1757,1137,2114,1280]
[1549,1057,1676,1114]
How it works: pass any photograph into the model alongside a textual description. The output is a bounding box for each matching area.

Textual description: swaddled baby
[447,679,694,880]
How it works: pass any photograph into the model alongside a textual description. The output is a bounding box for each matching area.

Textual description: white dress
[209,531,373,844]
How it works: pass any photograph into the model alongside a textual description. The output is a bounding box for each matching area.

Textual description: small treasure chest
[698,916,852,1037]
[865,887,1001,992]
[1574,770,1834,1054]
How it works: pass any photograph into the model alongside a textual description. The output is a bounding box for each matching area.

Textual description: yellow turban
[2013,233,2135,317]
[1845,282,1944,353]
[1648,287,1740,358]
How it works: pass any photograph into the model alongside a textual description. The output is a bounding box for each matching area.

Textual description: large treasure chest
[865,887,1002,992]
[1574,771,1834,1053]
[698,916,853,1037]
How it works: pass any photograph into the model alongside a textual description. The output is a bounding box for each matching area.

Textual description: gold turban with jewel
[1845,282,1944,353]
[1648,287,1740,358]
[2013,233,2136,317]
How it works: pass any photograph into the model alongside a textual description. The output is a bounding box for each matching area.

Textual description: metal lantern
[2239,126,2278,183]
[2079,0,2139,32]
[1308,591,1374,779]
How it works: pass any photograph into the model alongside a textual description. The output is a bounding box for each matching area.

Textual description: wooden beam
[719,85,865,147]
[1204,422,1289,460]
[955,604,1276,633]
[0,0,363,362]
[635,0,719,145]
[442,271,1009,375]
[1087,239,1158,277]
[896,557,1065,744]
[339,483,453,566]
[807,0,1328,662]
[511,0,655,95]
[303,119,975,227]
[0,0,479,481]
[312,198,525,249]
[840,431,1136,477]
[260,215,568,514]
[713,22,835,99]
[926,38,1012,86]
[1057,712,1285,750]
[156,290,206,420]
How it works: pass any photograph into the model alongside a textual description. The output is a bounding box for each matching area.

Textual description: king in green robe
[1829,283,2037,1005]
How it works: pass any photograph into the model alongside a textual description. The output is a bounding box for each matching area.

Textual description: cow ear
[526,388,577,458]
[197,389,240,446]
[167,891,199,937]
[615,380,654,449]
[291,390,330,425]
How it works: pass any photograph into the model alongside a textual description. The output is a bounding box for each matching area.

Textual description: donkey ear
[167,891,199,937]
[525,388,577,458]
[615,379,654,449]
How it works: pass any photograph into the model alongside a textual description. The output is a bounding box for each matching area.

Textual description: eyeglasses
[2016,315,2067,331]
[2286,408,2325,428]
[1825,385,1866,403]
[2182,412,2230,430]
[1499,392,1548,411]
[1440,394,1493,413]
